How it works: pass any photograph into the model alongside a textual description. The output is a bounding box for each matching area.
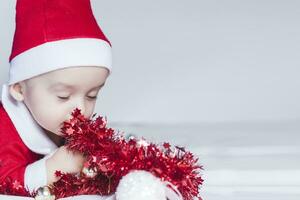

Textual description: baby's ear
[9,82,25,102]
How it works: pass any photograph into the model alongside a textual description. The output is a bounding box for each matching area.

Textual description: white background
[1,0,300,124]
[1,1,300,199]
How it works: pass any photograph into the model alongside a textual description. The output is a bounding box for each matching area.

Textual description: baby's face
[17,66,109,136]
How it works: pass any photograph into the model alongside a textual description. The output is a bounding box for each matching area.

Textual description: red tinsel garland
[0,109,204,200]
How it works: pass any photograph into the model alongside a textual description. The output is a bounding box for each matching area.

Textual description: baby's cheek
[37,103,66,129]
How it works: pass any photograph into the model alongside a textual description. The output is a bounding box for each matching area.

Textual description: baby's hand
[46,146,86,184]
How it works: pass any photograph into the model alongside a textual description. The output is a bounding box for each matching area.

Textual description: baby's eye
[57,96,70,100]
[87,96,97,100]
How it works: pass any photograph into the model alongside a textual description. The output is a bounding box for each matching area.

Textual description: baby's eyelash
[87,96,97,99]
[57,96,97,101]
[57,96,69,100]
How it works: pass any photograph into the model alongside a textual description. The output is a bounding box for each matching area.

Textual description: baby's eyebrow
[49,82,105,90]
[49,83,74,90]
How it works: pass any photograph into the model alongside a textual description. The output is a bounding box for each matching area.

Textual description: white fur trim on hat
[9,38,112,85]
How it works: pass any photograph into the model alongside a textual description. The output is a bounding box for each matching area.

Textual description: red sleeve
[0,142,28,185]
[0,103,41,187]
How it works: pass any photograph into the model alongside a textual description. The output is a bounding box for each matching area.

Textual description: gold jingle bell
[34,186,55,200]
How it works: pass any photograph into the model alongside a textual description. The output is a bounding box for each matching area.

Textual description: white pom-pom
[116,170,166,200]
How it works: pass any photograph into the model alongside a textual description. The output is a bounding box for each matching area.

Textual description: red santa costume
[0,0,112,194]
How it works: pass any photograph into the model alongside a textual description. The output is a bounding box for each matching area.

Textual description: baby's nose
[66,113,73,120]
[65,101,87,121]
[74,101,87,116]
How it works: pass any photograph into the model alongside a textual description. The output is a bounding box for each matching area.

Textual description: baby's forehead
[45,79,105,92]
[24,66,107,91]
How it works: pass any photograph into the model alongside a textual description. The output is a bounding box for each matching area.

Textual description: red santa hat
[8,0,112,85]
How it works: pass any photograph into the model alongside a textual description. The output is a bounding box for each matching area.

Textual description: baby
[0,0,112,194]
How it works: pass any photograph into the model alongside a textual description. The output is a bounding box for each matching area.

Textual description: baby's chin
[42,126,63,137]
[54,128,64,136]
[40,126,65,145]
